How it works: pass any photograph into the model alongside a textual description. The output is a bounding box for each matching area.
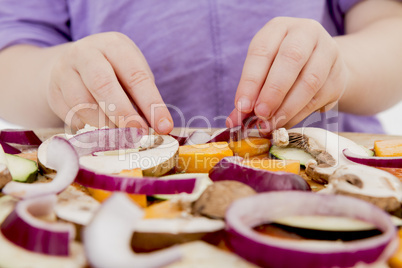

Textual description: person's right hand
[47,32,173,134]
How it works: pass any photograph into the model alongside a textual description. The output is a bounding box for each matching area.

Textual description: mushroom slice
[0,163,11,189]
[93,135,164,155]
[324,164,402,212]
[192,181,256,219]
[55,185,100,226]
[165,241,258,268]
[78,134,178,176]
[0,145,12,189]
[38,132,179,177]
[272,127,369,184]
[132,217,225,252]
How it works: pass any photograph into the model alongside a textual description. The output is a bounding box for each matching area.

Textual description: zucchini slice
[5,154,38,183]
[269,145,314,166]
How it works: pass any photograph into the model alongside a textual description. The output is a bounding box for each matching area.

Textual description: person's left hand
[226,17,350,133]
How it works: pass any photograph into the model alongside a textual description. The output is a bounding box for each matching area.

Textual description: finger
[256,117,287,136]
[56,67,116,128]
[254,26,317,120]
[281,91,334,130]
[260,38,336,130]
[235,20,287,113]
[72,47,148,131]
[100,35,173,134]
[226,108,249,128]
[256,119,274,138]
[47,82,85,131]
[281,58,344,129]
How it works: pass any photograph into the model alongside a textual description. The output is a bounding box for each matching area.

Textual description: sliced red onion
[0,129,42,146]
[183,130,212,145]
[3,137,79,199]
[209,126,245,143]
[209,128,231,143]
[1,195,75,256]
[209,157,310,192]
[225,191,398,268]
[242,112,259,128]
[0,140,21,154]
[343,148,402,168]
[176,126,250,146]
[68,127,143,156]
[76,168,196,195]
[84,192,181,268]
[168,134,188,146]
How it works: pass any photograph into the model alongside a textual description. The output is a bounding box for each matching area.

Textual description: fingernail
[237,97,252,112]
[255,103,270,119]
[158,117,172,134]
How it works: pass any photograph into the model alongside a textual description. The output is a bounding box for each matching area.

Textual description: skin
[0,33,173,134]
[227,0,402,133]
[0,0,401,134]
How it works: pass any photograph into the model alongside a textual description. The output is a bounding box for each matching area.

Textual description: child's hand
[227,17,349,133]
[47,32,173,134]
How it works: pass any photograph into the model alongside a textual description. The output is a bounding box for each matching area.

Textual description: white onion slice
[1,195,75,256]
[225,191,398,268]
[183,130,211,145]
[3,137,79,199]
[83,193,181,268]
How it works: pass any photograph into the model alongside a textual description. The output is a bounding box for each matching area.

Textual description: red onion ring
[68,127,143,156]
[174,126,246,146]
[1,195,75,256]
[209,126,245,143]
[343,148,402,168]
[84,192,181,267]
[76,168,196,195]
[209,128,231,143]
[0,140,21,154]
[3,137,79,199]
[209,157,310,192]
[225,191,398,268]
[0,129,42,146]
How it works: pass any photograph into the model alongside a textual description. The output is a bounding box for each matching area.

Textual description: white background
[0,102,401,135]
[377,101,402,135]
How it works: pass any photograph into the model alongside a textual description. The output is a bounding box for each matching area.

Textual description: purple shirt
[0,0,384,133]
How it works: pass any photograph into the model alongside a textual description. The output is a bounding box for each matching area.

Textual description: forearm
[0,44,71,127]
[336,3,402,115]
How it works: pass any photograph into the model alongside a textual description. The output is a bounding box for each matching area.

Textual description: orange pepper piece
[87,168,147,207]
[176,142,233,173]
[242,158,300,174]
